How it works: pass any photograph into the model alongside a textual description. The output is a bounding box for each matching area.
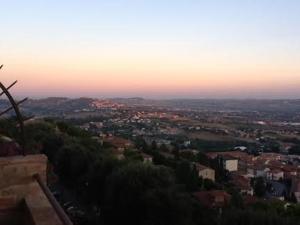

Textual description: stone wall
[0,154,47,204]
[0,154,66,225]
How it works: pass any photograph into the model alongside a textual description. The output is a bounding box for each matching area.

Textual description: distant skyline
[1,0,300,99]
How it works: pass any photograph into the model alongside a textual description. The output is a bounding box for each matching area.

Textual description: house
[282,165,297,179]
[259,153,284,161]
[206,151,251,161]
[266,168,284,181]
[230,174,253,195]
[111,149,125,160]
[246,164,267,178]
[193,191,231,208]
[183,140,191,147]
[254,164,270,177]
[194,163,215,181]
[234,146,247,151]
[104,136,133,152]
[141,153,153,163]
[222,156,238,172]
[266,181,287,201]
[246,166,255,178]
[206,151,251,171]
[291,178,300,202]
[257,167,268,178]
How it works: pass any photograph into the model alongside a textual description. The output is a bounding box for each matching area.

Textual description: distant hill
[20,97,96,116]
[1,97,300,117]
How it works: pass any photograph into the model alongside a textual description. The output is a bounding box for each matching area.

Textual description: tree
[175,160,200,191]
[135,137,148,151]
[55,139,91,188]
[151,140,158,150]
[159,143,168,151]
[230,190,244,208]
[42,132,64,162]
[85,156,122,205]
[289,145,300,155]
[103,163,176,225]
[23,121,57,152]
[253,177,266,198]
[196,152,209,166]
[124,149,143,161]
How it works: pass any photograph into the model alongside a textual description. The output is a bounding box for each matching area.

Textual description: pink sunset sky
[1,0,300,99]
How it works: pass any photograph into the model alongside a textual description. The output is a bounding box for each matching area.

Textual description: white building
[142,153,153,163]
[222,156,238,172]
[194,163,215,182]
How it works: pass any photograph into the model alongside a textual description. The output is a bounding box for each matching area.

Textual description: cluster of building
[204,151,300,202]
[93,128,300,207]
[71,104,300,208]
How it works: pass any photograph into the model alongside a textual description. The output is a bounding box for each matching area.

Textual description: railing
[33,174,73,225]
[0,65,27,154]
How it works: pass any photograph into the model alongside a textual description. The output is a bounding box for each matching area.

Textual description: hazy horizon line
[6,96,300,101]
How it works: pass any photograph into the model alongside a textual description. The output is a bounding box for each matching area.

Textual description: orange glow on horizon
[1,43,300,98]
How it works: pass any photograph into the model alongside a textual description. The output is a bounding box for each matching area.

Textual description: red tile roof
[230,174,251,190]
[193,191,231,208]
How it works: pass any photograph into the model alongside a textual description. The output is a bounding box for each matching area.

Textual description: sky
[1,0,300,99]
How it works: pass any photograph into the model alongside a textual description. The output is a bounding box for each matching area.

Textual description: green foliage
[106,163,175,196]
[229,189,244,208]
[203,178,217,190]
[159,143,168,151]
[6,119,300,225]
[152,151,170,166]
[179,151,197,161]
[135,137,148,151]
[151,140,157,150]
[41,132,64,161]
[253,177,267,198]
[284,204,300,219]
[221,208,297,225]
[24,121,58,154]
[56,121,91,138]
[85,156,123,205]
[196,151,210,166]
[190,139,239,151]
[124,149,143,161]
[0,118,19,138]
[289,145,300,155]
[102,162,200,225]
[55,139,92,187]
[175,160,200,191]
[211,157,229,182]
